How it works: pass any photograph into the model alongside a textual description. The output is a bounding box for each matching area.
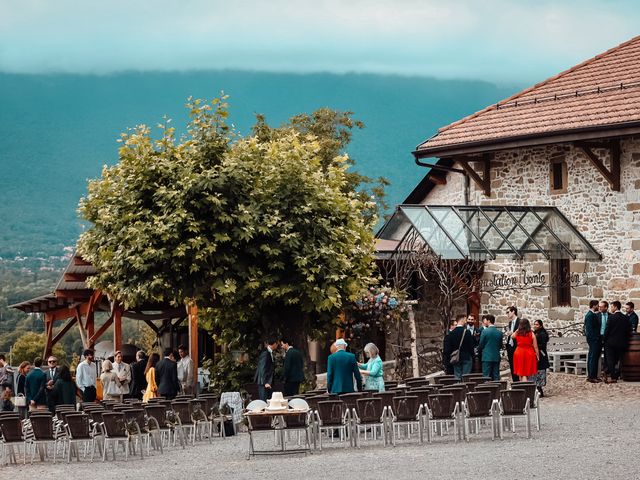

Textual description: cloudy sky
[1,0,638,83]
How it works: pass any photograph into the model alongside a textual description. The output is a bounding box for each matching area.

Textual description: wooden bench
[547,336,589,373]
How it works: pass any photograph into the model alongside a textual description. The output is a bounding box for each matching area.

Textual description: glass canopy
[376,205,601,261]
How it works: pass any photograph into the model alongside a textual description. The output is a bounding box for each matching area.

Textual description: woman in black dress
[533,320,550,397]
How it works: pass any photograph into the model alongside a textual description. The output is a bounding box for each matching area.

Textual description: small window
[550,258,571,307]
[550,159,568,193]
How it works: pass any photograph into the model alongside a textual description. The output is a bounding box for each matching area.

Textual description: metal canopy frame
[376,205,602,261]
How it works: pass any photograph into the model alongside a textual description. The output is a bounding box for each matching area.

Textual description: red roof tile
[416,35,640,156]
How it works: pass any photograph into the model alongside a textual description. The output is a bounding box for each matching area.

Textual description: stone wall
[418,137,640,329]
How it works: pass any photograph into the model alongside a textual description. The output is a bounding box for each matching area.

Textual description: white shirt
[177,355,194,384]
[76,361,97,391]
[112,361,131,394]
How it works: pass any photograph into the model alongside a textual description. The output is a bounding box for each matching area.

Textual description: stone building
[377,34,640,348]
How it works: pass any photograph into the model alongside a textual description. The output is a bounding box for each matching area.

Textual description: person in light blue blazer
[478,314,503,381]
[327,339,362,394]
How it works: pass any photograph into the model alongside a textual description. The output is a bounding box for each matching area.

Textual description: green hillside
[0,71,517,259]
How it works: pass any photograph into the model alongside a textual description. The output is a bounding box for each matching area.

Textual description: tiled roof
[416,35,640,155]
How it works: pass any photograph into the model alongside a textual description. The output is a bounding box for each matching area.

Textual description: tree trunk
[407,304,420,378]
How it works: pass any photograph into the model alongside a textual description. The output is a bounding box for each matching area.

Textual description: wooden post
[43,313,54,359]
[406,300,420,378]
[188,303,199,393]
[113,302,122,353]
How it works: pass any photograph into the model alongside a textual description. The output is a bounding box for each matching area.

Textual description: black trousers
[284,382,300,397]
[605,344,625,379]
[82,386,97,402]
[507,346,518,382]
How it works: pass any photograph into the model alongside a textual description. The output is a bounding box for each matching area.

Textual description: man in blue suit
[478,314,503,381]
[326,339,362,394]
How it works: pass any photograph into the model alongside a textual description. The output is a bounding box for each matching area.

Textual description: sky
[0,0,638,83]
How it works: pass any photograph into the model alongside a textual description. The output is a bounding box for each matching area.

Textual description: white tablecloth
[220,391,244,425]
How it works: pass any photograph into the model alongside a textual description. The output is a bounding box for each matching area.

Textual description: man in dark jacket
[281,337,305,396]
[255,339,278,401]
[584,299,602,382]
[25,357,48,410]
[604,301,631,383]
[129,351,148,400]
[444,314,476,380]
[156,348,180,399]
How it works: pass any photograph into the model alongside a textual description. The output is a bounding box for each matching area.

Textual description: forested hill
[0,71,518,259]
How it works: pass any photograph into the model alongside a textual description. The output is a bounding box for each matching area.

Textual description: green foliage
[201,353,256,396]
[78,95,381,350]
[11,332,66,365]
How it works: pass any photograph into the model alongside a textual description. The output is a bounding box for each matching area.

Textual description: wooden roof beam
[575,140,620,191]
[455,153,492,196]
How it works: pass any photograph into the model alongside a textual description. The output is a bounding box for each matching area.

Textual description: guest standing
[44,355,60,413]
[533,320,549,397]
[143,353,160,402]
[478,314,503,381]
[442,319,458,375]
[598,300,610,378]
[112,351,131,399]
[505,306,521,382]
[444,314,475,380]
[327,339,362,394]
[358,342,385,392]
[156,348,180,400]
[51,365,77,407]
[625,301,638,333]
[512,318,539,382]
[129,351,148,400]
[281,337,305,396]
[76,349,97,402]
[100,360,121,402]
[584,300,602,383]
[25,357,48,411]
[255,339,278,401]
[603,301,631,383]
[177,344,195,396]
[16,361,30,419]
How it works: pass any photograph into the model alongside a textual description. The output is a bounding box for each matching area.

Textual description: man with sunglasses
[44,356,60,412]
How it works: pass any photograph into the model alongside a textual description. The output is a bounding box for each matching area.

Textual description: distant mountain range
[0,71,518,259]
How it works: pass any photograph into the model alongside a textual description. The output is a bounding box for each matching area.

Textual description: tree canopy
[78,96,382,346]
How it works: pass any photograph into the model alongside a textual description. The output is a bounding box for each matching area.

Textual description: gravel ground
[8,373,640,480]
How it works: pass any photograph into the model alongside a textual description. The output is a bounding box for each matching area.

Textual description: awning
[376,205,601,261]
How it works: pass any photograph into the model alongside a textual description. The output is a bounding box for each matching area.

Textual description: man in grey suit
[478,314,503,381]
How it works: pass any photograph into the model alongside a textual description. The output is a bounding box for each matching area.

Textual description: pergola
[10,255,200,390]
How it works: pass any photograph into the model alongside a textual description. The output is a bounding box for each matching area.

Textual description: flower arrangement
[342,286,406,352]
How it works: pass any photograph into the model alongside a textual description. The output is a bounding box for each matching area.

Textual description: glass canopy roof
[376,205,601,261]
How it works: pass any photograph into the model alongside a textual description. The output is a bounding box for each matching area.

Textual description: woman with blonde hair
[143,353,160,402]
[100,359,121,402]
[358,343,385,392]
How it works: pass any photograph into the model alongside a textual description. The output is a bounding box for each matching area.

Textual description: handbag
[449,329,467,366]
[13,394,26,407]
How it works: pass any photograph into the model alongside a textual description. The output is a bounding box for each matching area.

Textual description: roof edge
[413,121,640,159]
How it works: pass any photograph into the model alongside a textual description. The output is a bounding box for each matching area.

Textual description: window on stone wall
[550,157,568,194]
[550,257,571,307]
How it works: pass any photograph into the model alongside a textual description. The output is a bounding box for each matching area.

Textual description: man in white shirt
[75,349,97,402]
[177,344,194,395]
[112,350,132,398]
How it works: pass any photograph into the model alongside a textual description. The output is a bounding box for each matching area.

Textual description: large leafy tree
[78,96,381,362]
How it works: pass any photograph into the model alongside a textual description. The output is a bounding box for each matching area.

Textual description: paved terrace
[10,374,640,480]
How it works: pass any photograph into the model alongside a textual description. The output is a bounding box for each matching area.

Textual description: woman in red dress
[512,318,539,381]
